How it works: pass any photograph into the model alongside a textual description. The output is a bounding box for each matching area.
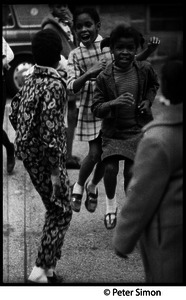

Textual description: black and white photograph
[2,1,184,297]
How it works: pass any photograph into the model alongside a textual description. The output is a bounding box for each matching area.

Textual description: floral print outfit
[9,65,72,269]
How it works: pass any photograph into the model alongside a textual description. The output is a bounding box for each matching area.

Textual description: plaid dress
[67,35,113,141]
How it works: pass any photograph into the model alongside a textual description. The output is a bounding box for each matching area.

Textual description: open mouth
[80,34,90,42]
[120,56,130,61]
[119,57,131,64]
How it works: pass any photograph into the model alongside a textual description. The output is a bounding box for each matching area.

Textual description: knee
[104,163,119,178]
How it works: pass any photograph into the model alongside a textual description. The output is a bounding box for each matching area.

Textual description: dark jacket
[42,15,77,59]
[91,61,159,138]
[113,103,183,283]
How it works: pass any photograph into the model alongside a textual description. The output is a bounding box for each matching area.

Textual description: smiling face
[111,37,137,70]
[75,13,100,47]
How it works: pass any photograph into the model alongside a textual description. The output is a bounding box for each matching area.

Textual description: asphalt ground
[2,96,162,285]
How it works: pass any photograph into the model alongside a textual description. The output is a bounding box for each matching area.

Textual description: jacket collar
[34,64,61,77]
[143,102,183,132]
[102,60,139,76]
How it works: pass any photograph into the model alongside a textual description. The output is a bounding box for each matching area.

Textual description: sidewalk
[3,98,165,284]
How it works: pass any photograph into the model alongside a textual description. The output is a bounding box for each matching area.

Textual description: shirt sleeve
[92,74,115,119]
[144,63,160,106]
[2,37,14,64]
[67,50,84,94]
[9,91,22,130]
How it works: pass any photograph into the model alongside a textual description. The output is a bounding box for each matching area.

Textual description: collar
[79,34,103,47]
[103,60,139,76]
[143,102,183,132]
[34,64,61,78]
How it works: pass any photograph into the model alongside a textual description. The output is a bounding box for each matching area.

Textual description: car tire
[5,54,34,97]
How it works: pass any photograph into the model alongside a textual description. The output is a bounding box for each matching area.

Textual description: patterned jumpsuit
[9,65,72,269]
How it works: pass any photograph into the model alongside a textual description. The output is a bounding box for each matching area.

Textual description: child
[2,37,15,174]
[67,7,160,214]
[9,29,72,283]
[92,24,159,229]
[113,57,183,283]
[42,4,80,169]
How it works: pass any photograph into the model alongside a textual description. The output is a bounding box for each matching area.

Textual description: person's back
[9,28,72,284]
[113,57,183,283]
[10,65,66,160]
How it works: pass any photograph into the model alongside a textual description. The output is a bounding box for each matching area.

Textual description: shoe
[66,156,80,169]
[104,209,117,230]
[47,272,61,284]
[7,143,15,174]
[84,181,98,213]
[71,184,83,212]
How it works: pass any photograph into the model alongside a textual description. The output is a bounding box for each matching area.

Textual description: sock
[73,182,84,194]
[87,180,97,194]
[105,195,117,215]
[28,266,48,283]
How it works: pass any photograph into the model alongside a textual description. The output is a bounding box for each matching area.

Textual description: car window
[3,5,15,27]
[13,4,50,27]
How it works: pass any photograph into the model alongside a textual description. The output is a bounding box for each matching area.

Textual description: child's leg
[123,158,134,192]
[72,135,102,212]
[23,157,72,282]
[104,156,120,199]
[2,130,15,174]
[103,156,119,229]
[78,136,102,186]
[72,135,102,193]
[86,133,104,192]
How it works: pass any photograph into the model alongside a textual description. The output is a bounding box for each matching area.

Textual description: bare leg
[123,158,133,192]
[104,156,119,199]
[66,100,80,169]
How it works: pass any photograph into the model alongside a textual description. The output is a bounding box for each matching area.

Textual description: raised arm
[136,36,160,61]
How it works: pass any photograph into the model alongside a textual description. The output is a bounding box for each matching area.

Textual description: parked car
[3,4,50,96]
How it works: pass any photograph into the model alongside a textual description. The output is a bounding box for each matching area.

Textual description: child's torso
[114,65,139,129]
[77,41,112,73]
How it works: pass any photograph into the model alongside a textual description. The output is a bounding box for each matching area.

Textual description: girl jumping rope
[92,23,159,229]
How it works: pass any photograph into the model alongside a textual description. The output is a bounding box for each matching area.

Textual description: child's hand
[114,92,135,107]
[147,36,160,53]
[138,100,150,114]
[87,61,103,79]
[100,58,107,70]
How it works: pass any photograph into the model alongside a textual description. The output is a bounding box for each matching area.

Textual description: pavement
[2,96,162,285]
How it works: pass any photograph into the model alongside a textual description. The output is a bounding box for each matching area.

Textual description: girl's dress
[67,35,113,142]
[92,61,159,161]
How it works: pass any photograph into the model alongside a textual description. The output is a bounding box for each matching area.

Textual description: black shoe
[7,143,15,174]
[104,209,118,230]
[47,272,61,284]
[71,193,82,212]
[84,181,98,213]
